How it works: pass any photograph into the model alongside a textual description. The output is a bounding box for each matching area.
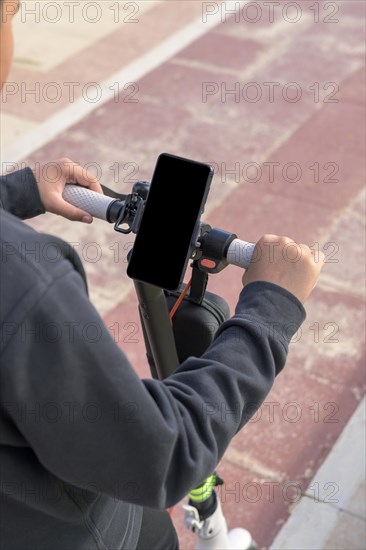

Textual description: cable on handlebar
[169,279,192,321]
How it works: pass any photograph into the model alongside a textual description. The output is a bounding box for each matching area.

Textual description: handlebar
[62,185,121,222]
[226,239,256,270]
[62,184,255,270]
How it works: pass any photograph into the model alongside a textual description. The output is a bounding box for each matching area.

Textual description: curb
[270,396,366,550]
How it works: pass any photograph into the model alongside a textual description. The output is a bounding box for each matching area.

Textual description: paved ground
[1,1,365,549]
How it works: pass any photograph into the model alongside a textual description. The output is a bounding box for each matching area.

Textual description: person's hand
[242,234,325,304]
[32,158,103,223]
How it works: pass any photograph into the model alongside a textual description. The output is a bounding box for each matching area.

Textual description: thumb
[50,195,93,223]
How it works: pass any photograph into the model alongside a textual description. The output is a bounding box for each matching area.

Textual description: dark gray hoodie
[0,169,305,549]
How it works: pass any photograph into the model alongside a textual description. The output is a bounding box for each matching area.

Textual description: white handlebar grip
[62,185,116,221]
[226,239,256,270]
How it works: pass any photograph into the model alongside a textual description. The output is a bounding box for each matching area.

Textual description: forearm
[0,167,45,219]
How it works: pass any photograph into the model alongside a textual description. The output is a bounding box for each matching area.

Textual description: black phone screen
[127,153,213,290]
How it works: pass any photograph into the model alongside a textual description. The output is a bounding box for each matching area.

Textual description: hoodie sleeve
[0,167,45,219]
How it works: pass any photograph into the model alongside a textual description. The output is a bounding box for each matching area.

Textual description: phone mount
[112,181,149,235]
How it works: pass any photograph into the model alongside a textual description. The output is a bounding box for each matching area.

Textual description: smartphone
[127,153,213,290]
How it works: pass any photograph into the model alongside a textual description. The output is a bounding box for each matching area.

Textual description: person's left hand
[32,158,103,223]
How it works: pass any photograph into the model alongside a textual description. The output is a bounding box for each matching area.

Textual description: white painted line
[270,397,366,550]
[3,1,250,165]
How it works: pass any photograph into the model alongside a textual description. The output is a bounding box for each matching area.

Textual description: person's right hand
[242,235,325,304]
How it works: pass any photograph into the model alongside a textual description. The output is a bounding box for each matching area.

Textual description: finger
[49,194,93,223]
[319,250,326,264]
[299,244,326,265]
[299,243,312,255]
[64,161,104,194]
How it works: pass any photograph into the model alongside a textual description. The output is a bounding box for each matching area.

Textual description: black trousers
[136,507,179,550]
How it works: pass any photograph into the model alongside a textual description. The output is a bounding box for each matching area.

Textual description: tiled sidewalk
[1,1,365,548]
[271,397,365,550]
